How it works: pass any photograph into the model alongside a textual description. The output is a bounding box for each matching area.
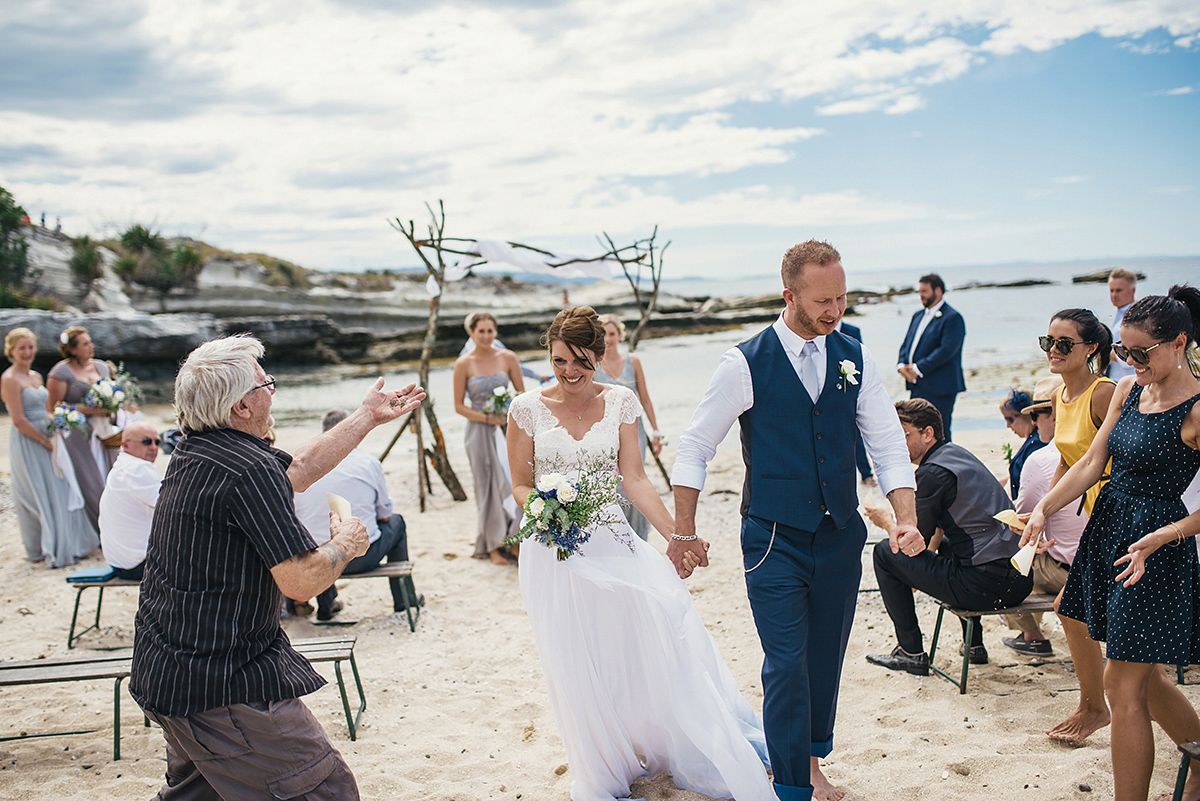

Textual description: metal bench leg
[68,586,106,649]
[1177,664,1187,685]
[958,618,974,695]
[396,580,417,633]
[113,676,124,761]
[1173,749,1192,801]
[333,655,367,741]
[928,606,945,662]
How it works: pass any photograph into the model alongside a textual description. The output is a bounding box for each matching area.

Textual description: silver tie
[800,340,819,403]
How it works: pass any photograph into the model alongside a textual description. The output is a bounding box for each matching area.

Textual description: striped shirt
[129,428,324,717]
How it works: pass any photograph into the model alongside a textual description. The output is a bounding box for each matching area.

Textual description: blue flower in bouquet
[483,385,514,416]
[84,377,128,414]
[504,454,621,560]
[46,403,88,436]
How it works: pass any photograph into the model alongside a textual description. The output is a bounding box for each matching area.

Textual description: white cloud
[1053,175,1089,184]
[1155,85,1195,95]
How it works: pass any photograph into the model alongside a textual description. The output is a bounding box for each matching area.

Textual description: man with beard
[897,273,966,439]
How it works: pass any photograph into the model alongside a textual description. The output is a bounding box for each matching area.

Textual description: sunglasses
[139,437,161,446]
[1113,342,1163,366]
[1038,335,1089,356]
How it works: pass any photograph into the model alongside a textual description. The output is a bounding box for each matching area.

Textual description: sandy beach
[1,345,1197,801]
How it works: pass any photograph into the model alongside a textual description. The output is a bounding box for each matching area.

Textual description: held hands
[363,377,426,425]
[667,536,710,579]
[329,511,370,560]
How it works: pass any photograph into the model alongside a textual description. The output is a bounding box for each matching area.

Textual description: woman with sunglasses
[1040,309,1116,517]
[999,387,1046,499]
[1025,285,1200,801]
[454,311,526,565]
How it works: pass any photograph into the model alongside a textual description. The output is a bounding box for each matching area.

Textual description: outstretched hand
[362,377,426,425]
[667,537,710,579]
[1114,527,1172,587]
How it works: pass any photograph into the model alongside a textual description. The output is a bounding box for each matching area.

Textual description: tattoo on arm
[322,542,348,571]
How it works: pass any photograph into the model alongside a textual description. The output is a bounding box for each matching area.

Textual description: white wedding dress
[510,386,774,801]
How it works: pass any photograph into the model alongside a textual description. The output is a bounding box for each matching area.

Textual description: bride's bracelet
[670,533,698,541]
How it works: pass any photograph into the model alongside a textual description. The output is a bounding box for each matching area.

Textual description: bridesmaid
[595,314,663,540]
[2,328,98,566]
[454,312,525,565]
[45,325,120,529]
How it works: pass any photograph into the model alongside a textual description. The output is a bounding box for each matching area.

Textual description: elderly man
[896,273,967,440]
[1106,268,1138,380]
[129,335,424,800]
[293,409,422,621]
[865,399,1032,675]
[97,421,162,580]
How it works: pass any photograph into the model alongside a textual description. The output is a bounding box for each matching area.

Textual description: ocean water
[269,255,1197,449]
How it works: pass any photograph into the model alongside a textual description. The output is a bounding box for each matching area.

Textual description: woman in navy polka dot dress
[1025,284,1200,801]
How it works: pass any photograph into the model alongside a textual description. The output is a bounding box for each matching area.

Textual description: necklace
[560,390,594,420]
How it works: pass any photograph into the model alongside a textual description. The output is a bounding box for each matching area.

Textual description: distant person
[455,312,525,565]
[999,386,1046,499]
[98,421,162,580]
[865,399,1031,675]
[1107,268,1138,381]
[594,313,663,539]
[46,326,121,529]
[293,409,423,620]
[1025,286,1200,801]
[839,317,876,485]
[129,334,425,799]
[896,273,966,440]
[2,327,97,567]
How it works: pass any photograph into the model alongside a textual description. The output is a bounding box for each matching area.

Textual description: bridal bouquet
[46,403,88,436]
[483,385,515,416]
[505,452,621,560]
[84,366,142,414]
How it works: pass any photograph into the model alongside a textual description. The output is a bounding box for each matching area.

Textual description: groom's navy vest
[737,327,863,532]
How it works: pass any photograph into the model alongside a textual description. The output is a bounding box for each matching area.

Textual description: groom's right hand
[667,536,709,579]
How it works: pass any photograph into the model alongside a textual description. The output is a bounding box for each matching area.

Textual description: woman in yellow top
[1035,306,1116,747]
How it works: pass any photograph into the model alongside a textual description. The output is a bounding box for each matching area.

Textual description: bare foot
[811,758,845,801]
[488,550,511,566]
[1046,707,1111,745]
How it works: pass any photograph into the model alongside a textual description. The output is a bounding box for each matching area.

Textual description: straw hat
[1021,375,1064,416]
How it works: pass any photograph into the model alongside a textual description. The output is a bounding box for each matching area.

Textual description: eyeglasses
[139,437,161,446]
[1038,335,1088,356]
[1113,342,1163,366]
[250,375,276,394]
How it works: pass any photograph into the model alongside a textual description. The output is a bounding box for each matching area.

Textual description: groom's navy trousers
[742,514,866,801]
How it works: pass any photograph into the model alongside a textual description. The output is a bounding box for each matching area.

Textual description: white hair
[175,334,264,434]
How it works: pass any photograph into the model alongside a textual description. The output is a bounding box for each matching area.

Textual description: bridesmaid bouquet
[45,403,88,435]
[84,366,142,414]
[483,386,515,416]
[506,453,621,560]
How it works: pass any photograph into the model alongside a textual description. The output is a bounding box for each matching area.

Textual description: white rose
[492,386,507,397]
[537,473,564,493]
[529,497,546,517]
[67,410,83,424]
[113,390,126,404]
[557,484,578,504]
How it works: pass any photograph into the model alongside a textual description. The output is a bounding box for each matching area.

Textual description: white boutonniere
[838,359,859,392]
[934,310,942,319]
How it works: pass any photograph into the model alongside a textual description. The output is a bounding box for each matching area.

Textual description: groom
[671,240,923,801]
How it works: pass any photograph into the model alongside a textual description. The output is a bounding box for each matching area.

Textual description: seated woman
[999,386,1046,499]
[454,312,525,565]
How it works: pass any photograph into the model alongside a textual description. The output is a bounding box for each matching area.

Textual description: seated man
[865,398,1033,675]
[98,421,162,580]
[293,409,422,620]
[1000,375,1086,655]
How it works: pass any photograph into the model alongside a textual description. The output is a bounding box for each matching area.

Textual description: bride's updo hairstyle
[542,306,605,370]
[464,311,498,334]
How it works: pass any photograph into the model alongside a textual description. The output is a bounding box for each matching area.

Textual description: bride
[506,307,775,801]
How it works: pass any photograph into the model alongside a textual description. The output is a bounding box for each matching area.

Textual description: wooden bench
[66,560,418,648]
[0,636,363,761]
[927,593,1058,693]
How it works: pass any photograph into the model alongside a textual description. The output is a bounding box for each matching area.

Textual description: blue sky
[1,0,1197,279]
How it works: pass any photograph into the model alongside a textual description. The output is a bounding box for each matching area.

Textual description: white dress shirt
[905,298,946,373]
[672,313,916,498]
[293,448,393,546]
[1108,302,1136,380]
[99,451,162,569]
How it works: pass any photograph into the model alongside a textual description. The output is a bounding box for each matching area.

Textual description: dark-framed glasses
[1038,335,1087,356]
[139,437,161,446]
[250,375,276,393]
[1113,342,1163,366]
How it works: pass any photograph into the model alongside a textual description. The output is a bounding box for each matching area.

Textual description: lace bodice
[510,385,641,482]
